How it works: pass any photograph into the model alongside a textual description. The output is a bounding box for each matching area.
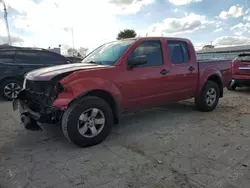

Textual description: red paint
[49,37,232,111]
[232,59,250,79]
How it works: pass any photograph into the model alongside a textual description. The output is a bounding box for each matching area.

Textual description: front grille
[25,80,52,93]
[24,80,55,112]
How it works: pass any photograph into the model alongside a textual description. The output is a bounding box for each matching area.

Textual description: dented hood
[25,63,109,81]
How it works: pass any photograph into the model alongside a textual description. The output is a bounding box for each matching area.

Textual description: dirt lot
[1,89,250,188]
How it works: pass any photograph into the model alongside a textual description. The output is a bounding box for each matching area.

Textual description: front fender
[52,77,122,110]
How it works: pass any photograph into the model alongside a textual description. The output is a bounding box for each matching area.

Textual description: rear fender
[197,68,222,96]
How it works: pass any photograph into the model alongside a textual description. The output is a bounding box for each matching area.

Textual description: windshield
[82,40,135,65]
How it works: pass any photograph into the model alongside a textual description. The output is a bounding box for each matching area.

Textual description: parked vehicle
[0,46,71,100]
[13,37,232,147]
[66,56,83,63]
[228,53,250,90]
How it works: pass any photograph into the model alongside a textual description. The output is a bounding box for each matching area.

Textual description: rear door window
[16,50,42,64]
[167,41,189,64]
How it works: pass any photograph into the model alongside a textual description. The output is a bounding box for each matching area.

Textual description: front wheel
[195,81,219,112]
[61,96,114,148]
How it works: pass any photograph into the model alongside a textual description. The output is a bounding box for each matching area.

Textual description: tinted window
[38,51,67,63]
[129,40,163,67]
[167,41,189,64]
[0,50,15,63]
[38,52,56,61]
[54,53,67,61]
[16,50,42,64]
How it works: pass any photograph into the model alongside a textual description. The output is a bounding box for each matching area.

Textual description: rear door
[0,50,18,80]
[166,40,198,100]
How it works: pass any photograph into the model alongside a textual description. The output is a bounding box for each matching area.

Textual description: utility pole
[71,28,75,56]
[2,1,11,45]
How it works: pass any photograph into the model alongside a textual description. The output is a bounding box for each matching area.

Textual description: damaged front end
[13,79,65,131]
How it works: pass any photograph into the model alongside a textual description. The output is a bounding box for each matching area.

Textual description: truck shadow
[26,101,197,148]
[104,101,198,143]
[235,87,250,94]
[5,96,237,151]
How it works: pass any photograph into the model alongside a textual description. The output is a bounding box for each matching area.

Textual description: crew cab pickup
[13,37,232,147]
[228,53,250,90]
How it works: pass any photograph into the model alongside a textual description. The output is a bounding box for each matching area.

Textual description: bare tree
[67,48,78,56]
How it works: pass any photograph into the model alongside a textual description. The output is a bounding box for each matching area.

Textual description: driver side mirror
[127,55,147,69]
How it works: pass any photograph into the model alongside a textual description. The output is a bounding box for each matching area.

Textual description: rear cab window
[128,40,163,67]
[167,40,190,64]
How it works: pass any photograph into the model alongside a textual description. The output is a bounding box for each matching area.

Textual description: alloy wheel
[77,108,105,138]
[4,83,21,99]
[205,88,217,106]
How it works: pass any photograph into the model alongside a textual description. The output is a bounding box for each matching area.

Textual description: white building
[197,45,250,60]
[48,47,61,54]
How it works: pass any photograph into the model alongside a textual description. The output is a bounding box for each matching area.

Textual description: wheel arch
[207,74,223,98]
[68,89,121,124]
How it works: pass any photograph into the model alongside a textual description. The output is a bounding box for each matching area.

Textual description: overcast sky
[1,0,250,51]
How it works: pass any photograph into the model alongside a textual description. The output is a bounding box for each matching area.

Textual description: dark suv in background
[0,46,71,100]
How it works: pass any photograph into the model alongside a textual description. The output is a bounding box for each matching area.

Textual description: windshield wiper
[88,61,97,64]
[86,61,104,65]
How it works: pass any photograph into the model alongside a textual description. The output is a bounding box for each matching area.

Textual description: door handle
[188,66,195,71]
[160,69,169,75]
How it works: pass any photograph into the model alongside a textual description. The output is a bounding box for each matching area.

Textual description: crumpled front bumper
[13,90,61,131]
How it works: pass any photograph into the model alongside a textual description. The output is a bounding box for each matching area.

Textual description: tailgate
[233,53,250,75]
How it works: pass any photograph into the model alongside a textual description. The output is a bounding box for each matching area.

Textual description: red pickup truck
[228,53,250,90]
[13,37,232,147]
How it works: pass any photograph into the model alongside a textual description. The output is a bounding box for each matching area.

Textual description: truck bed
[198,59,232,88]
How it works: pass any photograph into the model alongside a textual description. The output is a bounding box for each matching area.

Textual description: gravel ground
[1,89,250,188]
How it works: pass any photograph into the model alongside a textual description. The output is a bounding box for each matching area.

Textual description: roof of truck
[120,36,189,41]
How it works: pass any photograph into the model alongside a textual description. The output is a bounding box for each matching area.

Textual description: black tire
[0,79,22,100]
[61,96,114,148]
[195,81,220,112]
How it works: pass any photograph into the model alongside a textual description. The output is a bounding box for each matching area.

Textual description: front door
[118,40,171,110]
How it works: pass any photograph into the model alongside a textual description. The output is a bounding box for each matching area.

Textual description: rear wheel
[195,81,219,112]
[61,96,114,148]
[0,79,22,100]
